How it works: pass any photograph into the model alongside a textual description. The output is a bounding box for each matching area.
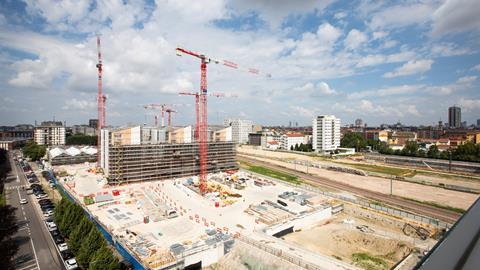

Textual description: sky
[0,0,480,127]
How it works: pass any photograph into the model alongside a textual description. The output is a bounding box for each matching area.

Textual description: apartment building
[312,115,340,153]
[34,121,66,145]
[223,119,253,144]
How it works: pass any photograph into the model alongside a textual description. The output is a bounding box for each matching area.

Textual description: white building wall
[312,115,340,153]
[183,125,192,143]
[224,119,253,144]
[34,126,65,145]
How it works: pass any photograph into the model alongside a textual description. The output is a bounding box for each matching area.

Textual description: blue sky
[1,0,480,127]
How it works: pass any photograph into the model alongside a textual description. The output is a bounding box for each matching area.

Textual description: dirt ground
[237,147,479,210]
[283,213,416,270]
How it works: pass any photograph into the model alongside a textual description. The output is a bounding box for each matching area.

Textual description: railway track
[238,155,462,224]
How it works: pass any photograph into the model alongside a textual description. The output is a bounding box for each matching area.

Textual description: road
[238,155,462,224]
[4,152,65,270]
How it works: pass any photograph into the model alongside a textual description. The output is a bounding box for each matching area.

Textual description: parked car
[20,198,28,204]
[61,250,74,260]
[65,258,78,270]
[39,199,52,205]
[46,221,57,232]
[50,230,60,237]
[41,206,55,213]
[36,194,48,199]
[58,243,68,252]
[44,210,54,217]
[53,235,64,244]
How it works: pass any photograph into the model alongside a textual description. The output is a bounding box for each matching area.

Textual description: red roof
[267,141,279,145]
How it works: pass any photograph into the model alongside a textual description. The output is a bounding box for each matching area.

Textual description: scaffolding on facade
[108,142,237,184]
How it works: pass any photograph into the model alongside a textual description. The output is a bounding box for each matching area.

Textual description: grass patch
[403,197,466,214]
[239,161,302,185]
[352,252,388,270]
[346,163,416,177]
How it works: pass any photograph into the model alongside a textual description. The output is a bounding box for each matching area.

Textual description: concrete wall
[183,242,225,268]
[264,207,332,236]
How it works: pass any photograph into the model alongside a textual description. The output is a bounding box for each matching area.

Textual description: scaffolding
[108,142,237,184]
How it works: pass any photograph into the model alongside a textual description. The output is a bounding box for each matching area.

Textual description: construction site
[53,161,446,270]
[45,39,457,270]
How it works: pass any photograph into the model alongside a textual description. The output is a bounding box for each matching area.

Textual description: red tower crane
[176,47,268,195]
[165,107,177,128]
[179,92,227,140]
[143,104,167,127]
[96,35,106,168]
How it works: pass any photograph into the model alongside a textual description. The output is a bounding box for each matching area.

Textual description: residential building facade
[34,121,66,145]
[312,115,340,153]
[224,119,253,144]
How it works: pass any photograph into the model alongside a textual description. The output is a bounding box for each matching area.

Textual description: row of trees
[341,132,480,162]
[0,149,19,269]
[55,198,118,270]
[23,142,46,161]
[66,135,97,145]
[290,143,313,152]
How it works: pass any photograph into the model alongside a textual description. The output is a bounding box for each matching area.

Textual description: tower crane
[176,47,269,195]
[96,34,107,168]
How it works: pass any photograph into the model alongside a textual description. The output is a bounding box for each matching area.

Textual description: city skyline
[1,0,480,126]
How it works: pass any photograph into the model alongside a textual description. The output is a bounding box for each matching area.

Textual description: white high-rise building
[312,115,340,153]
[34,121,66,145]
[224,119,253,144]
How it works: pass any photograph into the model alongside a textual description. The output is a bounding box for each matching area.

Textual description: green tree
[66,135,97,145]
[290,145,294,151]
[341,132,367,151]
[23,142,46,161]
[402,141,419,156]
[77,229,105,268]
[0,205,19,269]
[427,145,440,158]
[69,217,94,254]
[61,203,85,237]
[88,245,119,270]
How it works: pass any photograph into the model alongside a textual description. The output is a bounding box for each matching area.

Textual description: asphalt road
[5,153,65,270]
[238,155,462,224]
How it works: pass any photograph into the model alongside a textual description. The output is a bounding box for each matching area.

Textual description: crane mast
[96,35,106,168]
[176,47,267,195]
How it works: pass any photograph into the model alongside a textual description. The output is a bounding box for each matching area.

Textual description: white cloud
[290,105,315,118]
[344,29,367,50]
[430,43,471,57]
[457,76,477,84]
[369,3,436,30]
[348,84,422,99]
[473,64,480,71]
[334,11,347,20]
[372,31,388,40]
[458,98,480,110]
[62,98,96,110]
[294,81,338,96]
[384,59,434,78]
[230,0,333,28]
[432,0,480,36]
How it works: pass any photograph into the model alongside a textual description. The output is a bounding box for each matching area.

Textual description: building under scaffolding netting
[100,126,237,184]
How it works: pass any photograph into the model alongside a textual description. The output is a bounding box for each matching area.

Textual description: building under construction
[100,126,237,184]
